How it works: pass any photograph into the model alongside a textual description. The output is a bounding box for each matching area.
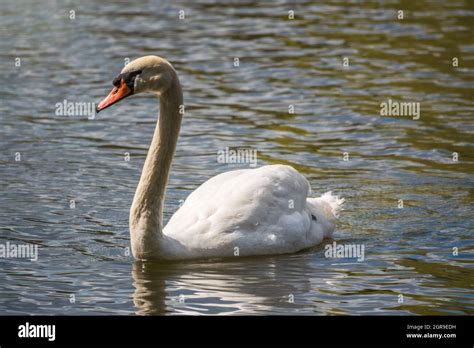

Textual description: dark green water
[0,0,472,315]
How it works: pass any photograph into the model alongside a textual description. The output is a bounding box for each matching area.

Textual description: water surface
[0,0,473,315]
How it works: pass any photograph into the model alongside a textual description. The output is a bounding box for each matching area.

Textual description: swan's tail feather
[319,191,345,218]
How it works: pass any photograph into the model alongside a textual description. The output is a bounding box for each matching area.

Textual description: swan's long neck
[130,76,182,258]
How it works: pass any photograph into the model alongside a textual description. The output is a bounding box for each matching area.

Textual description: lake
[0,0,473,315]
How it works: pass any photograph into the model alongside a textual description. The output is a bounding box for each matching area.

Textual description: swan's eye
[312,214,317,221]
[112,76,121,87]
[119,70,142,92]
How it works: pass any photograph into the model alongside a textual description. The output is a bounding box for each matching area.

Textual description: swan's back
[162,165,337,259]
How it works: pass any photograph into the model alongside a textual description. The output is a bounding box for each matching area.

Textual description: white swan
[96,56,344,260]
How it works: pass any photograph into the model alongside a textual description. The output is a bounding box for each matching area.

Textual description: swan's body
[163,165,343,259]
[97,56,343,260]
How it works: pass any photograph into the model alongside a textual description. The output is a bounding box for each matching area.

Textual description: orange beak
[96,79,132,113]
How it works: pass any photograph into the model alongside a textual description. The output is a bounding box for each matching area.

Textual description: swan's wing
[163,164,318,257]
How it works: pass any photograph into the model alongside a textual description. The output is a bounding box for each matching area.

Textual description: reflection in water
[132,262,167,315]
[0,0,473,315]
[132,256,317,315]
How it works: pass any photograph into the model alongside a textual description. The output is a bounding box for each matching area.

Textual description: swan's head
[96,55,177,113]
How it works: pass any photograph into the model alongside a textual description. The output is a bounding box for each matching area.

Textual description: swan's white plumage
[161,164,343,259]
[98,56,344,261]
